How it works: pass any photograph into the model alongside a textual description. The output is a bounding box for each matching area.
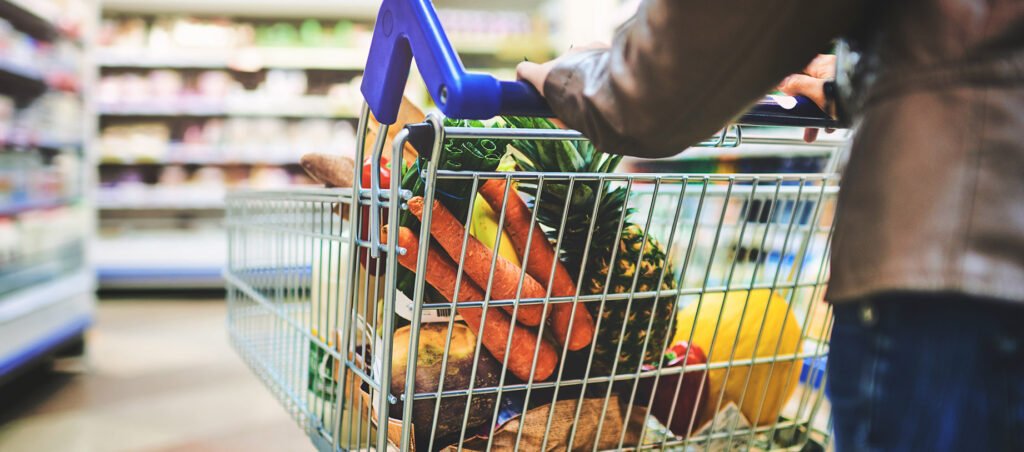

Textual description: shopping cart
[226,0,845,450]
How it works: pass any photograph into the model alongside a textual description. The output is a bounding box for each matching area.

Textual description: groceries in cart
[290,98,817,451]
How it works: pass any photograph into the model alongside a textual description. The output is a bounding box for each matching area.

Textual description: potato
[390,322,501,449]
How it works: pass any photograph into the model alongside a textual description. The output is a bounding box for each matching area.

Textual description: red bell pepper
[359,155,391,274]
[635,341,710,437]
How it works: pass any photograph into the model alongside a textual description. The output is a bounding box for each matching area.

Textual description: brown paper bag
[447,396,651,452]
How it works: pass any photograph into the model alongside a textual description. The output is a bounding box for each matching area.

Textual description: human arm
[517,1,862,157]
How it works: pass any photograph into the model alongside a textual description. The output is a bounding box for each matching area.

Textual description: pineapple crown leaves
[500,116,634,273]
[502,116,619,174]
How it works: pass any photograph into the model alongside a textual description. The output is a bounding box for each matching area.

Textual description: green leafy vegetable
[395,118,509,299]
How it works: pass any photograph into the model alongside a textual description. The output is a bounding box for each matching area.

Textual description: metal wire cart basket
[226,1,845,450]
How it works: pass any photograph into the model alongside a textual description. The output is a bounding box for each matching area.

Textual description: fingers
[786,53,836,144]
[803,128,820,143]
[516,61,549,96]
[803,54,836,79]
[777,73,827,110]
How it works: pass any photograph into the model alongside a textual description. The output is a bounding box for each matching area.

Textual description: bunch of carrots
[383,179,597,382]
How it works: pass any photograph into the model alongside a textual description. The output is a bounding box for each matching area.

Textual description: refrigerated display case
[0,0,94,382]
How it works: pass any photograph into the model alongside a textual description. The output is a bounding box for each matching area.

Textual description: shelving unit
[96,47,369,71]
[93,1,555,289]
[96,102,359,119]
[0,0,64,41]
[0,0,93,382]
[0,58,48,101]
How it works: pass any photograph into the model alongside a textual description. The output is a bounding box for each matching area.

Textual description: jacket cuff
[542,50,605,130]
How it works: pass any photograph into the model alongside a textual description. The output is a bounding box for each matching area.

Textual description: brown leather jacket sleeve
[543,0,864,158]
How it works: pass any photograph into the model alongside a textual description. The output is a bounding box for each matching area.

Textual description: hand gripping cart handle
[360,0,841,128]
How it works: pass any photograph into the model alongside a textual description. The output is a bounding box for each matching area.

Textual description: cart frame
[227,100,842,451]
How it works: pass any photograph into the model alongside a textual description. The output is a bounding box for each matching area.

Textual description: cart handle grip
[361,0,841,128]
[361,0,540,124]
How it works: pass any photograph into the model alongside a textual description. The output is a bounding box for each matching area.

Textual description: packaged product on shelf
[98,122,171,162]
[148,69,184,101]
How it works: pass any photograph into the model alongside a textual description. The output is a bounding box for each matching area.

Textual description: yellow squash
[673,289,802,426]
[469,195,521,267]
[468,154,521,267]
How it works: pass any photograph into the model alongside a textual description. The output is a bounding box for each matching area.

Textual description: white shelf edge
[96,105,359,119]
[100,0,548,18]
[98,158,302,166]
[97,202,226,210]
[96,47,368,71]
[101,0,380,20]
[0,269,93,324]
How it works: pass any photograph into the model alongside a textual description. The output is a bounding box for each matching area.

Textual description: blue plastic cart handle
[361,0,840,129]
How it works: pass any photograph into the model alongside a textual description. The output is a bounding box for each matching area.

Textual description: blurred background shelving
[92,0,557,289]
[88,0,849,291]
[0,0,93,382]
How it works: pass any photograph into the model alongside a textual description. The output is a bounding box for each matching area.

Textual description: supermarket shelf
[0,198,75,217]
[453,40,553,59]
[96,266,223,289]
[36,139,83,151]
[0,270,94,379]
[100,0,547,18]
[436,0,548,11]
[0,314,88,378]
[95,231,226,289]
[99,158,302,166]
[2,138,83,151]
[97,103,359,119]
[101,0,380,20]
[96,266,222,286]
[97,200,225,211]
[96,47,368,71]
[97,142,341,165]
[0,270,92,324]
[0,58,47,103]
[0,0,60,41]
[0,241,84,297]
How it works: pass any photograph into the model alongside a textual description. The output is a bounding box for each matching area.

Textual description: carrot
[384,225,557,382]
[479,180,595,351]
[406,197,547,327]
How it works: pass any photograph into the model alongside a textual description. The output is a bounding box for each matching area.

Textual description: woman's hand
[516,42,609,97]
[777,54,836,143]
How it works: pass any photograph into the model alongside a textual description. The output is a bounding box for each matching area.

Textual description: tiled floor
[0,298,311,452]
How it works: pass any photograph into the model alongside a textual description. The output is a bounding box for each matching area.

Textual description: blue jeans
[827,293,1024,452]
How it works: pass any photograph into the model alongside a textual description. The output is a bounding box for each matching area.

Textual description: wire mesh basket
[227,1,846,450]
[227,111,840,452]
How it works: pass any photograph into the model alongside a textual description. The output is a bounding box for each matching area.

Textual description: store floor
[0,297,311,452]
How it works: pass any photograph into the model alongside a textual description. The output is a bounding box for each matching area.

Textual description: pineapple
[503,117,677,376]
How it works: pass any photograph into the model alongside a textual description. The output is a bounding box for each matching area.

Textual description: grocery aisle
[0,298,309,451]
